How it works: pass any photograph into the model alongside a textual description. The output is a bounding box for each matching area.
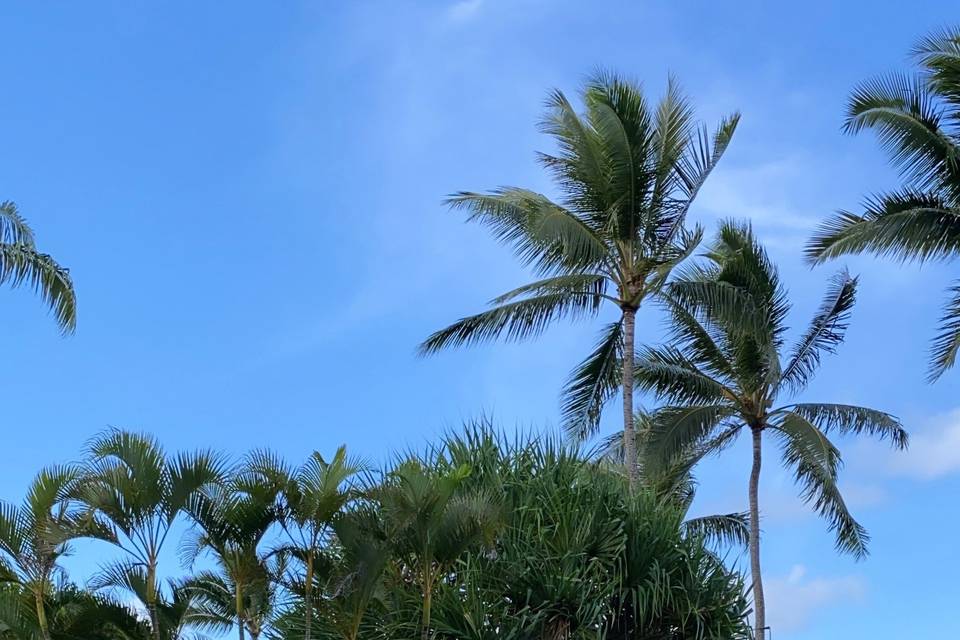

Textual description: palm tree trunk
[421,561,433,640]
[147,562,161,640]
[304,553,314,640]
[237,582,246,640]
[622,306,639,489]
[749,426,766,639]
[34,586,50,640]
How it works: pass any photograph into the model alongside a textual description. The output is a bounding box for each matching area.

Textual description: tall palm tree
[181,477,280,640]
[0,465,107,640]
[81,429,227,640]
[244,446,362,640]
[419,72,739,485]
[634,221,908,638]
[377,457,499,640]
[0,202,75,333]
[806,27,960,381]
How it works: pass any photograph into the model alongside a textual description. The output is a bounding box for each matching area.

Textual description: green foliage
[805,27,960,380]
[0,202,76,334]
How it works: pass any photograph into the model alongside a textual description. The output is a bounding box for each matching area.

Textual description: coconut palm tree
[0,465,108,640]
[806,27,960,381]
[419,72,739,485]
[0,202,75,333]
[635,221,908,638]
[244,446,362,640]
[181,477,280,640]
[81,429,227,640]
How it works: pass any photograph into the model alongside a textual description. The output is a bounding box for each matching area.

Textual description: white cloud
[445,0,484,24]
[764,565,866,633]
[888,408,960,480]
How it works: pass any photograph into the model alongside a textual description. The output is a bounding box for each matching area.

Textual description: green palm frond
[782,403,907,449]
[779,270,857,393]
[770,413,868,558]
[844,73,959,192]
[634,345,733,406]
[682,513,749,548]
[0,202,36,246]
[560,321,623,440]
[0,243,75,334]
[806,189,960,265]
[445,189,609,274]
[929,280,960,381]
[645,404,734,464]
[418,290,605,354]
[913,26,960,105]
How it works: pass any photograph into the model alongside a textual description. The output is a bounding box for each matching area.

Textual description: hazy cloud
[445,0,484,24]
[765,565,866,633]
[888,408,960,480]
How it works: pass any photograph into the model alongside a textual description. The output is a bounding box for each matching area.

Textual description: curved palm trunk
[622,307,639,489]
[749,426,766,639]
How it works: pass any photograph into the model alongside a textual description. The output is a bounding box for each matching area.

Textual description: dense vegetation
[5,21,960,640]
[0,427,751,640]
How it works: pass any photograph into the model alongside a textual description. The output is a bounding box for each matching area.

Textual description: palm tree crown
[806,27,960,380]
[0,202,75,333]
[420,72,739,483]
[637,221,908,637]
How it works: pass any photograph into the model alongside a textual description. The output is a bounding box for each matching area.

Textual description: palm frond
[770,413,869,558]
[805,189,960,265]
[682,513,749,548]
[0,202,36,246]
[418,290,605,354]
[645,404,734,464]
[782,403,907,449]
[634,345,733,405]
[0,244,75,333]
[779,270,857,393]
[929,280,960,381]
[560,321,623,440]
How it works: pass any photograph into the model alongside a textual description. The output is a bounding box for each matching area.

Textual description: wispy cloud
[888,408,960,480]
[765,565,866,633]
[444,0,484,24]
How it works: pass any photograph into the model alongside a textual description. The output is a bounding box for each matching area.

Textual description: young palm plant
[806,27,960,381]
[181,476,281,640]
[0,465,107,640]
[0,202,75,333]
[376,456,499,640]
[419,72,739,485]
[81,429,227,640]
[244,446,362,640]
[636,221,908,638]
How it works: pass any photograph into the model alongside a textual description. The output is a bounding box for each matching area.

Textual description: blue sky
[1,1,957,637]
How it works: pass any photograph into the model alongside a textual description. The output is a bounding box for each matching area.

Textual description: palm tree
[806,27,960,381]
[0,202,75,333]
[244,446,362,640]
[181,477,280,640]
[377,457,499,640]
[635,221,908,638]
[81,429,227,640]
[419,72,739,485]
[0,465,107,640]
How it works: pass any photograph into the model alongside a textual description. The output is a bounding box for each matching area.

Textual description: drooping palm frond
[0,244,75,334]
[634,345,734,406]
[682,513,750,548]
[418,290,606,354]
[769,413,869,559]
[560,321,622,440]
[644,404,735,464]
[912,26,960,106]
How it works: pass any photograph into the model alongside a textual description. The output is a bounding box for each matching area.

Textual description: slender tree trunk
[622,306,639,489]
[237,583,246,640]
[421,562,433,640]
[147,562,161,640]
[749,426,766,639]
[34,586,50,640]
[304,553,314,640]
